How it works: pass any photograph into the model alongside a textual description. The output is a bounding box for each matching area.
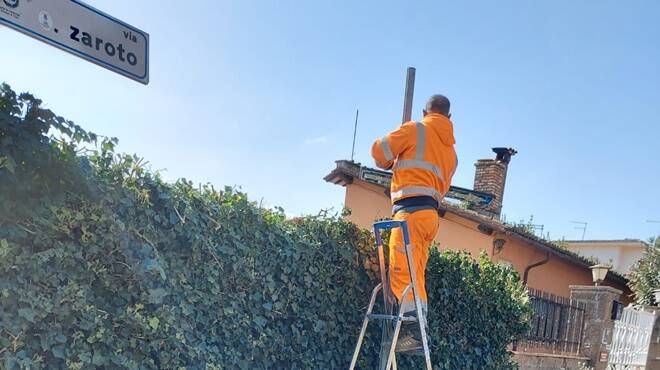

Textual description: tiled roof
[324,160,628,285]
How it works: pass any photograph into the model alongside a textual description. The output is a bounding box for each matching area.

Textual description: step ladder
[348,220,432,370]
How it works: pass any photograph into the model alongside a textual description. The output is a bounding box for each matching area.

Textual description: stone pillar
[644,306,660,370]
[570,285,622,370]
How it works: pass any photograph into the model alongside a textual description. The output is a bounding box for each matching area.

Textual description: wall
[344,181,493,261]
[343,180,630,301]
[619,246,646,274]
[570,286,623,370]
[433,212,492,258]
[345,181,491,258]
[570,245,621,270]
[502,238,594,298]
[512,352,590,370]
[436,213,599,298]
[644,306,660,370]
[344,180,391,227]
[567,242,646,275]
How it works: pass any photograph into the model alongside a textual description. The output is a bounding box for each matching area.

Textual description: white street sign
[1,0,149,84]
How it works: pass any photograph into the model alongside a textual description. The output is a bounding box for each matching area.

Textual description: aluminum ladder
[348,220,432,370]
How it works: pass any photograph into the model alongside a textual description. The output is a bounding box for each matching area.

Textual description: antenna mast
[351,109,359,162]
[571,221,588,240]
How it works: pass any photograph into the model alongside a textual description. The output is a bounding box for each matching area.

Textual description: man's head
[423,94,451,118]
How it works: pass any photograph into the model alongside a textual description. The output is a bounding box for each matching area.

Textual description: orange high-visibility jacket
[371,113,457,204]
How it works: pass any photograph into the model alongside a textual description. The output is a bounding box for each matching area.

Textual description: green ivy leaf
[51,345,65,359]
[147,288,168,304]
[17,308,36,322]
[148,317,160,331]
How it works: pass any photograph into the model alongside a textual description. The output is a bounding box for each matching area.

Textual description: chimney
[473,147,517,219]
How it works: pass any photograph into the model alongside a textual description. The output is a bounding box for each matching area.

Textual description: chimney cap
[492,147,517,164]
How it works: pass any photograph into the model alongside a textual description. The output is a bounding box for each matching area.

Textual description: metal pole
[351,109,359,162]
[401,67,416,124]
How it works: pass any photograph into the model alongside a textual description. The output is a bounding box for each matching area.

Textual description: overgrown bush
[629,238,660,306]
[0,83,530,369]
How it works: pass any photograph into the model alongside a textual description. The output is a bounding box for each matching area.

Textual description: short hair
[425,94,450,116]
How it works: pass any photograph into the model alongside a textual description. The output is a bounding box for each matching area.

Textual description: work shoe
[395,333,422,353]
[395,323,423,352]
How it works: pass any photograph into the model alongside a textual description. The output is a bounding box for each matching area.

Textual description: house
[324,148,631,303]
[565,239,648,275]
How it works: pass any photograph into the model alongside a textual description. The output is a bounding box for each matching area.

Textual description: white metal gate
[608,306,657,369]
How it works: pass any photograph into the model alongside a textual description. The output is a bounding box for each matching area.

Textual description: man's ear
[423,109,428,117]
[448,113,452,119]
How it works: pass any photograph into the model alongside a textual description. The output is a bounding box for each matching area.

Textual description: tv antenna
[530,224,544,237]
[350,109,359,162]
[647,220,660,247]
[571,221,587,240]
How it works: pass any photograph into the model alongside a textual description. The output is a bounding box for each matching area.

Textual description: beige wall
[619,247,645,273]
[570,246,620,269]
[343,180,631,302]
[567,242,646,275]
[344,180,392,227]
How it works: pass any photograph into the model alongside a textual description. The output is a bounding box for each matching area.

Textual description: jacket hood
[423,113,455,146]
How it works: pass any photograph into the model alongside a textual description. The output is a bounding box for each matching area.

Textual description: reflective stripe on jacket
[371,113,457,204]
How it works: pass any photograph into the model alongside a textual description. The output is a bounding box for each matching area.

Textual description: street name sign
[0,0,149,84]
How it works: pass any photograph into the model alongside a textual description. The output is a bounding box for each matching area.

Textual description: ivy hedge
[0,83,531,369]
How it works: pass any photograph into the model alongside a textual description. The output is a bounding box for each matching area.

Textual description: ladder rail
[404,242,433,370]
[349,220,433,370]
[377,243,395,306]
[384,284,413,370]
[376,222,396,370]
[349,283,383,370]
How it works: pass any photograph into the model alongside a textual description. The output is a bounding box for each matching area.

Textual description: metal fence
[515,288,586,355]
[608,306,657,368]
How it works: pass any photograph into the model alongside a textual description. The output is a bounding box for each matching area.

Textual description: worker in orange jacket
[371,94,457,352]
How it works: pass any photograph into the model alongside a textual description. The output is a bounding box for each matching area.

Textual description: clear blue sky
[2,0,659,240]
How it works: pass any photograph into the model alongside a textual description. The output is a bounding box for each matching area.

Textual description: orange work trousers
[388,209,439,313]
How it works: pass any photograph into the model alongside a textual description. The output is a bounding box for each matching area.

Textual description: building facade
[325,150,631,303]
[565,240,648,275]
